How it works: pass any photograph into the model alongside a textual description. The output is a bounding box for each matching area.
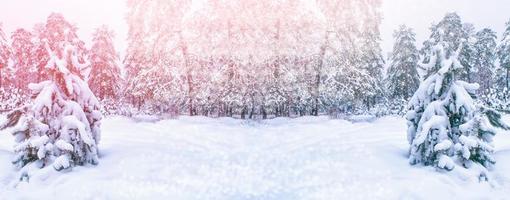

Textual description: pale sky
[1,0,510,59]
[381,0,510,57]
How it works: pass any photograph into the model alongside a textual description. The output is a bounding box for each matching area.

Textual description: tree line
[123,0,384,118]
[1,2,510,118]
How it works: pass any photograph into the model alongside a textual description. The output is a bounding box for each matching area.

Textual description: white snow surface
[0,115,510,199]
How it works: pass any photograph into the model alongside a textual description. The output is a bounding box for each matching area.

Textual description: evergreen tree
[0,24,10,88]
[407,42,509,180]
[472,28,497,94]
[419,13,472,79]
[88,25,122,100]
[0,40,102,179]
[11,28,35,90]
[386,25,420,101]
[497,19,510,94]
[41,13,89,80]
[458,23,477,83]
[32,23,51,83]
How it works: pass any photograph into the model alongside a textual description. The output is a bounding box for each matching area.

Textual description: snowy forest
[1,0,510,199]
[0,1,510,119]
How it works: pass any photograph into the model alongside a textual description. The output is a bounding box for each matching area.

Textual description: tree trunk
[249,106,254,119]
[365,97,371,111]
[241,107,246,119]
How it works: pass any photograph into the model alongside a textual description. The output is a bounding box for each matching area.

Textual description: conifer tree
[1,14,102,180]
[0,40,102,178]
[11,28,35,90]
[420,13,473,79]
[41,13,88,80]
[497,19,510,94]
[386,25,420,101]
[472,28,497,94]
[0,24,10,88]
[88,25,122,100]
[407,42,509,180]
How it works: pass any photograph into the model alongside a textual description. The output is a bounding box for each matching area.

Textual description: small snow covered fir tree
[0,40,102,175]
[407,41,509,180]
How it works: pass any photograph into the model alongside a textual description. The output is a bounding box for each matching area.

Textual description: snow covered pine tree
[0,41,102,179]
[406,41,509,180]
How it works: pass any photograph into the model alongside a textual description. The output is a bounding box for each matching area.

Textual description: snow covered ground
[1,115,510,199]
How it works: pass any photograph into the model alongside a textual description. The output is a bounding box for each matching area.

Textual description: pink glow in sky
[0,0,509,58]
[0,0,127,56]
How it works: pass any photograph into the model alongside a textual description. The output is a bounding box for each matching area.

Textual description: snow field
[0,115,509,199]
